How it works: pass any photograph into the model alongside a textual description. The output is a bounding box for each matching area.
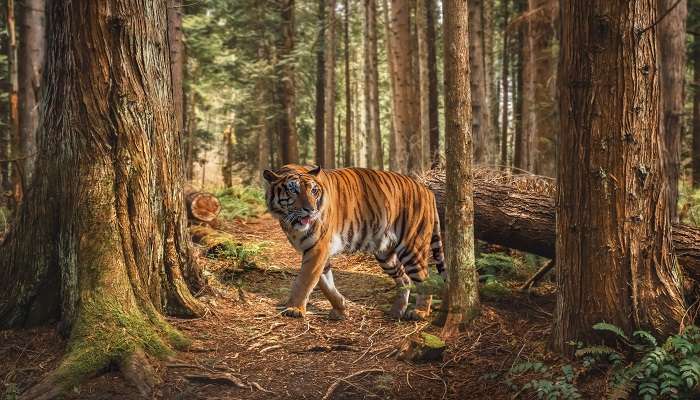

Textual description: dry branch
[418,168,700,282]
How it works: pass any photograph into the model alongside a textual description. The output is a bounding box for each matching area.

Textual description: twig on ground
[245,322,285,343]
[321,368,385,400]
[518,260,554,291]
[260,344,282,354]
[185,373,248,389]
[352,326,384,364]
[250,381,274,393]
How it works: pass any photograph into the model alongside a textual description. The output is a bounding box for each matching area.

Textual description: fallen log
[185,187,221,223]
[419,169,700,282]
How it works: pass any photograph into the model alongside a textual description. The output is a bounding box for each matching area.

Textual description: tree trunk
[278,0,299,165]
[484,0,498,163]
[442,0,479,338]
[315,0,326,168]
[344,0,352,167]
[221,119,234,188]
[658,0,687,221]
[499,0,511,168]
[389,0,418,174]
[185,189,221,224]
[324,0,337,169]
[469,0,492,166]
[554,0,685,352]
[167,0,185,139]
[422,168,700,291]
[514,0,535,173]
[364,0,382,169]
[17,0,45,182]
[695,38,700,188]
[7,0,20,203]
[531,0,557,177]
[0,0,205,395]
[416,0,430,169]
[185,90,196,180]
[382,0,399,172]
[426,0,439,165]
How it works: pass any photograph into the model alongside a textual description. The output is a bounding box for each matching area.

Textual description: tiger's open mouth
[292,214,317,228]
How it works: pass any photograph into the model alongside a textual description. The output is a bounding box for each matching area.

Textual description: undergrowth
[482,323,700,400]
[214,185,265,220]
[209,240,269,282]
[0,206,9,236]
[678,183,700,227]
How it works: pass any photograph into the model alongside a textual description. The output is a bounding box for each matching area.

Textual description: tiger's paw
[281,307,305,318]
[404,309,430,321]
[328,308,347,321]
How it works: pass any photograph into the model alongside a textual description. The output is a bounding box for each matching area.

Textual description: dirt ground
[0,214,603,400]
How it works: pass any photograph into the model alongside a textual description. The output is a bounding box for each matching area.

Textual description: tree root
[19,298,187,400]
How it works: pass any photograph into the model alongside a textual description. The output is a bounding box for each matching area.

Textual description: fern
[593,322,630,342]
[633,330,658,347]
[575,345,620,359]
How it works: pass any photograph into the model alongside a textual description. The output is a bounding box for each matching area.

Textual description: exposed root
[321,368,385,400]
[19,298,187,400]
[120,348,161,397]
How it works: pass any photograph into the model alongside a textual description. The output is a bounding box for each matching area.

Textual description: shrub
[215,185,266,220]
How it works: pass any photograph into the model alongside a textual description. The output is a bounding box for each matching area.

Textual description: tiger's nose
[301,207,314,214]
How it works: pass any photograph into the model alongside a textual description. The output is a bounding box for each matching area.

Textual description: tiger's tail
[430,202,447,280]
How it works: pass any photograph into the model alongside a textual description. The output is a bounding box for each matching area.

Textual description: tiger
[263,164,446,321]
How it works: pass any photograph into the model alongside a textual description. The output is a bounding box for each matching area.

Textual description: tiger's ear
[263,169,282,182]
[308,165,322,176]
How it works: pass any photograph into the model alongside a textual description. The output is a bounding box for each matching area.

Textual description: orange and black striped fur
[263,164,446,321]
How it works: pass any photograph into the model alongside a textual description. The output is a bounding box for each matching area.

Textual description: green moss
[52,297,185,390]
[420,332,446,349]
[480,279,511,299]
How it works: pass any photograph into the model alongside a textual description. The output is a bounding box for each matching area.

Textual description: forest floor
[0,213,608,400]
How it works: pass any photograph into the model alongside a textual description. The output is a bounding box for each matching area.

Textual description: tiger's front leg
[282,246,329,318]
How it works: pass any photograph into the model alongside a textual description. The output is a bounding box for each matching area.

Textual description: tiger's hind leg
[376,252,411,319]
[317,262,348,320]
[400,248,433,321]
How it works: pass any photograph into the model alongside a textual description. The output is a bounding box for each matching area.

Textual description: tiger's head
[263,164,325,232]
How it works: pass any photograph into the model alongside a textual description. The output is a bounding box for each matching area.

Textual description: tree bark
[422,169,700,288]
[442,0,479,338]
[185,90,196,180]
[416,0,430,169]
[554,0,685,352]
[7,0,20,203]
[221,119,234,188]
[514,0,535,173]
[658,0,687,221]
[167,0,185,139]
[389,0,418,174]
[469,0,492,166]
[315,0,326,168]
[364,0,382,169]
[382,0,399,172]
[499,0,511,168]
[531,0,557,177]
[278,0,300,165]
[17,0,45,182]
[324,0,337,168]
[426,0,439,165]
[0,0,205,395]
[344,0,352,167]
[695,37,700,188]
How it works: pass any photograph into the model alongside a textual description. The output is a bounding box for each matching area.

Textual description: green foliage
[578,324,700,400]
[215,185,266,220]
[678,183,700,227]
[210,240,268,269]
[479,279,511,299]
[476,252,518,278]
[492,361,582,399]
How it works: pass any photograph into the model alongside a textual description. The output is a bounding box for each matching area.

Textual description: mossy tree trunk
[0,0,206,397]
[553,0,685,353]
[442,0,480,338]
